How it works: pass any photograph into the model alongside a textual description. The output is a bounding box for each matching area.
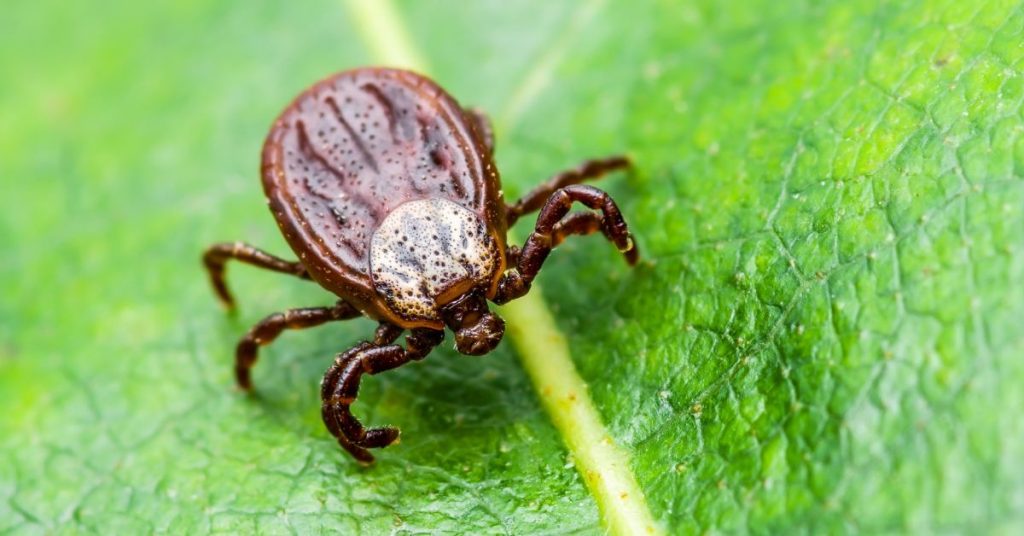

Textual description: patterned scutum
[370,199,499,321]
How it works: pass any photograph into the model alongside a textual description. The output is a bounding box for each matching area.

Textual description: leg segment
[494,184,638,304]
[549,211,634,252]
[202,241,310,308]
[321,327,445,463]
[235,300,361,390]
[504,213,608,265]
[465,107,495,155]
[505,156,631,226]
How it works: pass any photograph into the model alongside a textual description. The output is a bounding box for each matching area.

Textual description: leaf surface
[2,0,1023,533]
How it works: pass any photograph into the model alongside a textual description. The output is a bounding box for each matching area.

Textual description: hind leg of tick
[233,301,362,390]
[494,183,638,304]
[320,327,445,464]
[504,155,632,225]
[202,242,311,308]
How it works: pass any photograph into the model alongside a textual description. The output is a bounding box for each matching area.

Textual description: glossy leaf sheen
[2,0,1023,533]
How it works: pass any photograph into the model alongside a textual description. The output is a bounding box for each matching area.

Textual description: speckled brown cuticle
[202,67,639,463]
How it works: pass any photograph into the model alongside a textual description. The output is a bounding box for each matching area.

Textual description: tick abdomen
[369,198,500,321]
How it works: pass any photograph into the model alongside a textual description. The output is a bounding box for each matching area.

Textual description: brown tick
[202,68,638,463]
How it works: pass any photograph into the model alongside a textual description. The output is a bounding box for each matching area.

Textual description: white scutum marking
[370,198,497,320]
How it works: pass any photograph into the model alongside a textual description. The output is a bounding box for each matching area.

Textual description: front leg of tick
[320,325,445,464]
[504,156,631,226]
[494,184,638,304]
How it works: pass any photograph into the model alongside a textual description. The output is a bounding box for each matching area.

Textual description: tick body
[203,68,638,463]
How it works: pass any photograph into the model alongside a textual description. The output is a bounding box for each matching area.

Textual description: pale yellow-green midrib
[341,1,662,533]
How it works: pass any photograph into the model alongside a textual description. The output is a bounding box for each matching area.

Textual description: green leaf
[2,0,1023,533]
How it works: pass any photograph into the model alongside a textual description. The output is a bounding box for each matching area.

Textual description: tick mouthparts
[454,311,505,356]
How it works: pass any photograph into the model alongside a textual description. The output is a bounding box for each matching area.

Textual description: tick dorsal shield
[370,198,500,322]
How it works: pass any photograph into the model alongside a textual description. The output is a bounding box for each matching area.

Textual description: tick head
[440,290,505,356]
[454,311,505,356]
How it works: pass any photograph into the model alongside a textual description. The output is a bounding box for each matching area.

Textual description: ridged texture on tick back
[261,68,507,328]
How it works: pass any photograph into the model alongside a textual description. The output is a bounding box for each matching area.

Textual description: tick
[202,67,638,463]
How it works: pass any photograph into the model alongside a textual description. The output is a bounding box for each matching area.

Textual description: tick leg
[236,300,361,390]
[550,211,634,254]
[505,156,631,226]
[320,327,444,464]
[465,107,495,155]
[202,241,311,308]
[494,184,638,304]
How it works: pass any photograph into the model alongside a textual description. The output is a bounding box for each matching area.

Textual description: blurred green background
[2,0,1023,533]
